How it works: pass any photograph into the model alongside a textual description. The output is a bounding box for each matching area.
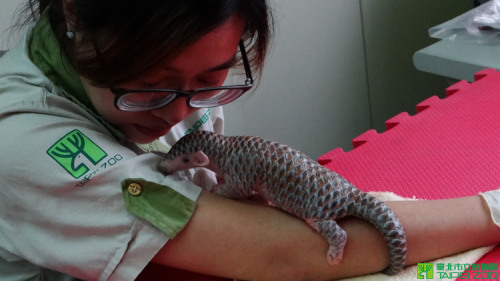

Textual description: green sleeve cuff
[122,178,197,238]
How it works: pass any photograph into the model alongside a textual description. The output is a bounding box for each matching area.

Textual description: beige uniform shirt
[0,30,224,281]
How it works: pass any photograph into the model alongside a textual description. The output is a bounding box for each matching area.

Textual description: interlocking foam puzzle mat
[318,68,500,272]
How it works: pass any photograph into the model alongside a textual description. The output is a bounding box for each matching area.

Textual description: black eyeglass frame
[109,40,254,112]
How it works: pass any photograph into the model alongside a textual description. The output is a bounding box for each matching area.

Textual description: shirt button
[128,183,142,196]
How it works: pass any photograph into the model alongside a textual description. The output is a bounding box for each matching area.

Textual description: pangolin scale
[158,130,407,275]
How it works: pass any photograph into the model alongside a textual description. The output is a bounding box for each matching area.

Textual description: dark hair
[21,0,274,87]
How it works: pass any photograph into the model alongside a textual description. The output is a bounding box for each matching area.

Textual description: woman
[0,0,499,280]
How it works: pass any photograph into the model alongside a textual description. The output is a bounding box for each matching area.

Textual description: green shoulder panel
[121,178,197,238]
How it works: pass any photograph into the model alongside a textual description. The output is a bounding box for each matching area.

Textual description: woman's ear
[63,0,77,35]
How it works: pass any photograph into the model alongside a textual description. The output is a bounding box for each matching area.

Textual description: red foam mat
[318,68,500,277]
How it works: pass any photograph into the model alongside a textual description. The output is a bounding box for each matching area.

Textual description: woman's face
[82,15,245,144]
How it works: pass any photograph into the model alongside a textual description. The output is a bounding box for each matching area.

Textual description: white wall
[224,0,371,159]
[360,0,472,132]
[224,0,473,158]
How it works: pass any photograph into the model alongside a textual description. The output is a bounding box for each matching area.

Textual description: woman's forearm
[153,192,500,280]
[331,196,500,279]
[386,196,500,264]
[153,191,339,280]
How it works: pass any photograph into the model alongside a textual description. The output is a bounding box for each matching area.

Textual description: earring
[66,31,75,39]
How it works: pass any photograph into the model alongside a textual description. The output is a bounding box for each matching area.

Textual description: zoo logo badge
[418,263,434,279]
[47,129,107,179]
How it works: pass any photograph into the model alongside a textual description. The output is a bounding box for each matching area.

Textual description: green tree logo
[47,130,107,179]
[417,263,434,279]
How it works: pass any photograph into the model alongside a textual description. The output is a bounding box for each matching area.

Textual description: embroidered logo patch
[47,129,107,179]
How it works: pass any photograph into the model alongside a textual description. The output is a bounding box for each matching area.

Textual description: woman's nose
[149,97,196,126]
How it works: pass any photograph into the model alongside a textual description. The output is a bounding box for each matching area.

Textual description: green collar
[29,11,92,111]
[28,10,125,142]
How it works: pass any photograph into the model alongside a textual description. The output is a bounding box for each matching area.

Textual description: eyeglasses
[109,41,253,112]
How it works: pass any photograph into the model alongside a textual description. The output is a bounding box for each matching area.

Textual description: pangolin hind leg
[308,219,348,265]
